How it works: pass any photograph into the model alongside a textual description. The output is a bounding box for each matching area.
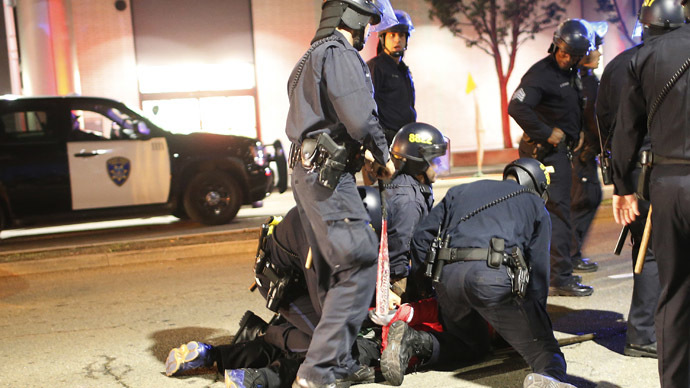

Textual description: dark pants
[432,261,567,381]
[570,152,602,262]
[291,165,378,385]
[649,165,690,388]
[520,147,574,286]
[626,188,660,346]
[257,281,319,354]
[215,338,303,388]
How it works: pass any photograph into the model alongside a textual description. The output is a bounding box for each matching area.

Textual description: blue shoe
[165,341,214,376]
[225,368,267,388]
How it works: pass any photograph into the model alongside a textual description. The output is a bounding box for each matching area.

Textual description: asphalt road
[0,194,661,388]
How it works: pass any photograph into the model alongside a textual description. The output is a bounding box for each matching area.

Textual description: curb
[0,231,259,278]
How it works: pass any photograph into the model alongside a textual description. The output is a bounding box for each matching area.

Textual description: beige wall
[70,0,139,107]
[42,0,638,150]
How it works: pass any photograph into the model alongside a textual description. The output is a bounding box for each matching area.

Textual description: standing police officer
[380,158,576,388]
[285,1,396,387]
[569,21,608,274]
[367,10,417,145]
[595,0,687,359]
[509,19,594,296]
[611,1,690,386]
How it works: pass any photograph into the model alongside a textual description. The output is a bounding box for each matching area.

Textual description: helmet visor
[369,0,397,31]
[429,154,450,176]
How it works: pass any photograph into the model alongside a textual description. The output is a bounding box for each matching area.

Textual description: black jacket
[366,52,416,135]
[613,25,690,195]
[508,55,583,142]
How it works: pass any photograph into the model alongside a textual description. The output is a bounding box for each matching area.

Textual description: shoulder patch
[511,88,526,102]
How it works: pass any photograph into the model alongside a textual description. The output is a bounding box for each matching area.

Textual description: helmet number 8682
[409,133,432,144]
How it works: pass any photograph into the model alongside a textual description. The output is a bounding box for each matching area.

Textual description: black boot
[335,365,375,387]
[231,310,268,345]
[381,321,433,386]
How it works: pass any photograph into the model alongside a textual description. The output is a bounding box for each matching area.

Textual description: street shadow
[149,327,232,380]
[547,305,627,355]
[148,326,231,362]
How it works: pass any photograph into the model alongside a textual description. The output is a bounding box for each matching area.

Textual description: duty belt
[436,247,495,264]
[653,155,690,165]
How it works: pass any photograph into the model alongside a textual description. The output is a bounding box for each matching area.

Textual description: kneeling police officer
[380,158,576,388]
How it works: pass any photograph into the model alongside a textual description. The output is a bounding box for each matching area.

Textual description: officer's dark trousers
[649,165,690,388]
[540,148,575,286]
[626,174,660,346]
[257,279,319,353]
[432,261,567,381]
[570,153,602,261]
[291,165,378,385]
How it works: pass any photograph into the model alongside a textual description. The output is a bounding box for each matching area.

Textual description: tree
[426,0,569,148]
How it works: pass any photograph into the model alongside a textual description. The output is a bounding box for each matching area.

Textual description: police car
[0,95,287,231]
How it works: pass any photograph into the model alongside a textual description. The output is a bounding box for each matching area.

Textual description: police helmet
[374,9,414,56]
[315,0,396,50]
[639,0,686,29]
[358,185,382,236]
[503,158,551,200]
[375,9,415,35]
[391,122,448,177]
[551,19,594,57]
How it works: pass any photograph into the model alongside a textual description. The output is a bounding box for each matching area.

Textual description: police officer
[509,19,594,296]
[367,10,417,145]
[285,0,397,387]
[165,195,384,387]
[383,122,446,303]
[569,21,608,274]
[595,0,685,359]
[379,158,575,388]
[611,1,690,386]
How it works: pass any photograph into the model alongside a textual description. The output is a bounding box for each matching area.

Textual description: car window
[69,106,148,141]
[0,110,51,142]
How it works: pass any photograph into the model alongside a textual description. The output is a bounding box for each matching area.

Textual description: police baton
[634,205,652,275]
[375,179,391,316]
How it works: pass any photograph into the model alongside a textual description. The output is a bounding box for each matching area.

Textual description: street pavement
[0,166,656,388]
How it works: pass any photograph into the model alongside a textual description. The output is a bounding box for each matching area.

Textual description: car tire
[183,170,242,225]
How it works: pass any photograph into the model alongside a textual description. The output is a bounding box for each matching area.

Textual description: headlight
[249,142,267,166]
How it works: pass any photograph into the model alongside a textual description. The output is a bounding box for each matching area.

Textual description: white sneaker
[523,373,576,388]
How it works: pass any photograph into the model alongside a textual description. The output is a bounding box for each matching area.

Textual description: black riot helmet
[390,122,448,181]
[503,158,551,200]
[375,9,415,56]
[358,185,382,236]
[549,19,594,57]
[639,0,686,29]
[632,0,687,39]
[314,0,395,50]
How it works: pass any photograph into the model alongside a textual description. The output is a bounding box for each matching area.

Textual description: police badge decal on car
[107,157,131,186]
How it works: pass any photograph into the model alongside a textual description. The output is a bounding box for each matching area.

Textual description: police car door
[66,106,171,210]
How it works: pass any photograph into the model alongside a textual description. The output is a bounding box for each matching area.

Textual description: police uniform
[509,55,583,289]
[285,30,388,385]
[613,24,690,387]
[597,45,660,352]
[367,52,416,144]
[385,173,433,282]
[570,68,603,266]
[410,180,567,381]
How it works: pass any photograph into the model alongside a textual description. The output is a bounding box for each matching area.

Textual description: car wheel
[183,170,242,225]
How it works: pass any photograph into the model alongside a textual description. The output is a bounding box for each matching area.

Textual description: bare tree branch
[425,0,569,148]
